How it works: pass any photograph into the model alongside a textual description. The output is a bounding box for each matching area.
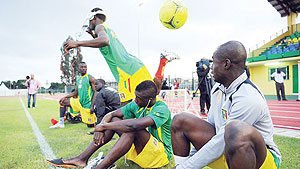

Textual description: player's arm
[89,75,97,113]
[96,115,155,133]
[59,85,78,103]
[64,25,109,49]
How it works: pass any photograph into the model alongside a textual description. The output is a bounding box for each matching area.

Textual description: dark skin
[172,41,267,169]
[60,88,158,169]
[64,15,109,50]
[59,63,97,114]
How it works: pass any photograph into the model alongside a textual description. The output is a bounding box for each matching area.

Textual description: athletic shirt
[76,74,94,109]
[179,72,281,169]
[97,23,145,83]
[121,97,173,160]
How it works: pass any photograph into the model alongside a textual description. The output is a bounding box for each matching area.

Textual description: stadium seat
[283,47,290,53]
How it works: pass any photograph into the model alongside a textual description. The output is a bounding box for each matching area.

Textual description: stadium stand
[247,31,300,63]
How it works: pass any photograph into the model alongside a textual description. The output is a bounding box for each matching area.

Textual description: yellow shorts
[70,98,96,124]
[208,148,278,169]
[118,66,153,102]
[126,135,169,168]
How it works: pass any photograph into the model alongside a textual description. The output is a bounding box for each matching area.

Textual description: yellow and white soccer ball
[159,0,188,29]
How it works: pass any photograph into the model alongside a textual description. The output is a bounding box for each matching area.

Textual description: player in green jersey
[47,80,172,168]
[64,8,177,104]
[49,62,97,128]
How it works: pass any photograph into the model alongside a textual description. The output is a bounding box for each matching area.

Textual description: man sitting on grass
[49,62,97,128]
[171,41,281,169]
[47,80,172,169]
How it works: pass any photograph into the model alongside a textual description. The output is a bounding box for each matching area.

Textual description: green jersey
[76,74,94,109]
[121,97,173,160]
[97,23,145,82]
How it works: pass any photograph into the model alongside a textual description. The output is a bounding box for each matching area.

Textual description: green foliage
[48,82,65,90]
[1,79,26,89]
[60,36,83,85]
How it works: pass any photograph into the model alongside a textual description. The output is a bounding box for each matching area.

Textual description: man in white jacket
[171,41,281,169]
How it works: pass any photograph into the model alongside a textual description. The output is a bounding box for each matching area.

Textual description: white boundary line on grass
[19,97,57,168]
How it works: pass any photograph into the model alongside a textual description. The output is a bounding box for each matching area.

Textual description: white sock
[174,155,189,166]
[59,117,64,124]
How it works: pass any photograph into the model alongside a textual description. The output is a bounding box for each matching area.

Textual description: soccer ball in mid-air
[159,0,188,29]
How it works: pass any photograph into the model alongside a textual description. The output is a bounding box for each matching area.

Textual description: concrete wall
[249,61,298,95]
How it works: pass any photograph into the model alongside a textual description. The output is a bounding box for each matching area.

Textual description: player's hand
[86,27,96,38]
[64,40,78,49]
[90,107,95,114]
[94,123,105,132]
[94,131,105,146]
[59,97,66,104]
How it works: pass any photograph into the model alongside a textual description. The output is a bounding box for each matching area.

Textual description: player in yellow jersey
[47,80,172,168]
[64,8,178,105]
[49,62,97,128]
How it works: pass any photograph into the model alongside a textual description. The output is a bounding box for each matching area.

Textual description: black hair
[71,89,75,92]
[91,8,106,22]
[26,76,30,80]
[135,80,157,99]
[79,61,86,65]
[96,79,106,85]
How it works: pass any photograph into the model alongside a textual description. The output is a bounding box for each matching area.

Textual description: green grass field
[0,96,299,169]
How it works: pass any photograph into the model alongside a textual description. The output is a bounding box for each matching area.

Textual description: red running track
[39,95,300,130]
[164,97,300,130]
[267,100,300,130]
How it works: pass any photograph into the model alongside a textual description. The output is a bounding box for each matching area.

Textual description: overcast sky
[1,0,298,87]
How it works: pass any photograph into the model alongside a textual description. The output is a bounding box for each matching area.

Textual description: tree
[1,79,26,89]
[60,36,83,85]
[49,82,65,90]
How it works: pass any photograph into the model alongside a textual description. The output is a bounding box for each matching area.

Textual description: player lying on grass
[50,62,97,128]
[64,7,178,106]
[171,41,281,169]
[47,80,172,168]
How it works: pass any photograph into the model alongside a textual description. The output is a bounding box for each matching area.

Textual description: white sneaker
[160,50,180,62]
[84,152,104,169]
[49,123,65,129]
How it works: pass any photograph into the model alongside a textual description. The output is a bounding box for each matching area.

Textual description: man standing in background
[25,74,41,108]
[271,68,287,101]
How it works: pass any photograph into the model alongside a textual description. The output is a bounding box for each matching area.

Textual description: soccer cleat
[160,50,180,63]
[83,152,104,169]
[49,123,65,129]
[83,152,117,169]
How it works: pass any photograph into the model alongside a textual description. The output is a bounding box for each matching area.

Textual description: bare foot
[63,157,87,167]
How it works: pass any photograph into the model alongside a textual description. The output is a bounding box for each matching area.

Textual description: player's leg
[171,113,216,165]
[49,98,71,128]
[224,120,267,169]
[96,129,151,169]
[154,52,178,94]
[47,117,122,167]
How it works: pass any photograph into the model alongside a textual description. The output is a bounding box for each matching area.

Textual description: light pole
[137,2,142,58]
